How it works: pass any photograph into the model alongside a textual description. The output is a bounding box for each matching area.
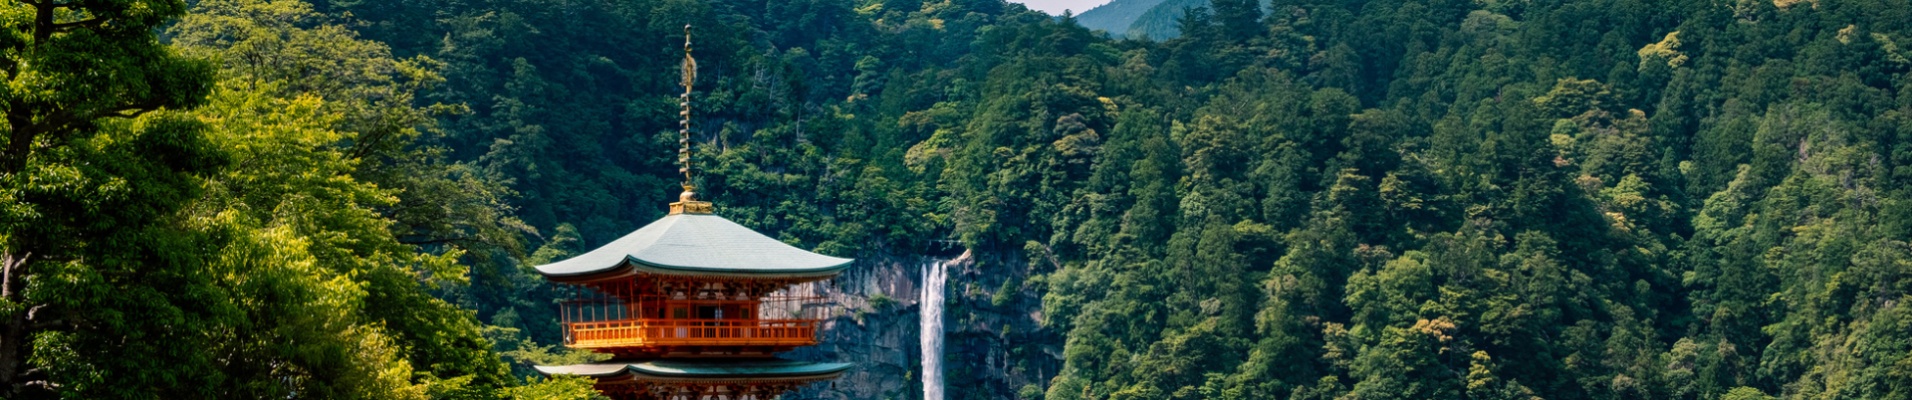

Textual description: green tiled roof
[533,214,853,281]
[635,359,854,377]
[534,358,853,379]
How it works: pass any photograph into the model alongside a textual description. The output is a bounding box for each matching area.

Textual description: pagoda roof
[533,213,852,282]
[534,358,853,380]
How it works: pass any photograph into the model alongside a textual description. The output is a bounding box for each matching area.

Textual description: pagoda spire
[672,25,712,215]
[531,24,851,400]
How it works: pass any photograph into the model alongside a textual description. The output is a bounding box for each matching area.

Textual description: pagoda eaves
[534,213,852,283]
[533,24,852,400]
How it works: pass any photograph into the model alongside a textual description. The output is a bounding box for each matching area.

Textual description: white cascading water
[920,260,947,400]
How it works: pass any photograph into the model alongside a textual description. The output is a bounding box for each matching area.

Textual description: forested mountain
[3,0,1912,400]
[1074,0,1212,40]
[1128,0,1210,39]
[1076,0,1170,36]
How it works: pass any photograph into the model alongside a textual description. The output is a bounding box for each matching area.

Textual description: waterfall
[920,260,947,400]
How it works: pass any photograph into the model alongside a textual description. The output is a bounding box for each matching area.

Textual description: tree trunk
[0,4,53,392]
[0,4,38,390]
[1,251,27,398]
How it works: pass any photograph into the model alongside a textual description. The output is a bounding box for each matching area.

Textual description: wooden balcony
[564,318,820,349]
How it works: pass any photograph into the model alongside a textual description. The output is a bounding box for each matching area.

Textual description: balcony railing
[564,318,820,349]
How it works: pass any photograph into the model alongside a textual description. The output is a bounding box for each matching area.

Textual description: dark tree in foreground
[0,0,213,397]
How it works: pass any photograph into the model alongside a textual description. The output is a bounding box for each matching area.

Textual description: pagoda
[531,26,852,400]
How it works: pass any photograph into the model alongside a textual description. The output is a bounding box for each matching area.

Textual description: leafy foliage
[7,0,1912,399]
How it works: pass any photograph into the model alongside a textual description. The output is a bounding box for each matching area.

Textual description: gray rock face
[784,251,1060,400]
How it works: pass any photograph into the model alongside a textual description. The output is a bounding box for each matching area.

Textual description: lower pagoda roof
[534,358,853,381]
[534,214,853,283]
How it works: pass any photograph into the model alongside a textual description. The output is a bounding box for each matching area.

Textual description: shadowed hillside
[1076,0,1170,36]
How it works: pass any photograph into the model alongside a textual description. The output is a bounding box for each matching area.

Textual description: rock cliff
[785,250,1061,400]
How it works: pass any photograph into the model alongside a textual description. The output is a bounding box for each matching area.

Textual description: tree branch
[23,304,47,321]
[2,112,33,174]
[26,318,68,331]
[15,0,79,9]
[29,0,53,43]
[103,106,162,120]
[48,17,105,32]
[1,252,28,299]
[399,236,474,246]
[32,100,168,137]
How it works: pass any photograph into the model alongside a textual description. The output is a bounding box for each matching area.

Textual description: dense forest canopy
[1,0,1911,399]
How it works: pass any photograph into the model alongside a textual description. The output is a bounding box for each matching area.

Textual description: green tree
[0,0,215,396]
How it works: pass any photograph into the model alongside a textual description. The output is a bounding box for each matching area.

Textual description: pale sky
[1010,0,1114,15]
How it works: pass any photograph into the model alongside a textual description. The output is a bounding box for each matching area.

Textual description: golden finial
[671,24,712,215]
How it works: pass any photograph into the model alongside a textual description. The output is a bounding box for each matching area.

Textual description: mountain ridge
[1126,0,1206,40]
[1073,0,1168,36]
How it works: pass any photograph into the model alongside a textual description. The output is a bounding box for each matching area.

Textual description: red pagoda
[531,26,852,400]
